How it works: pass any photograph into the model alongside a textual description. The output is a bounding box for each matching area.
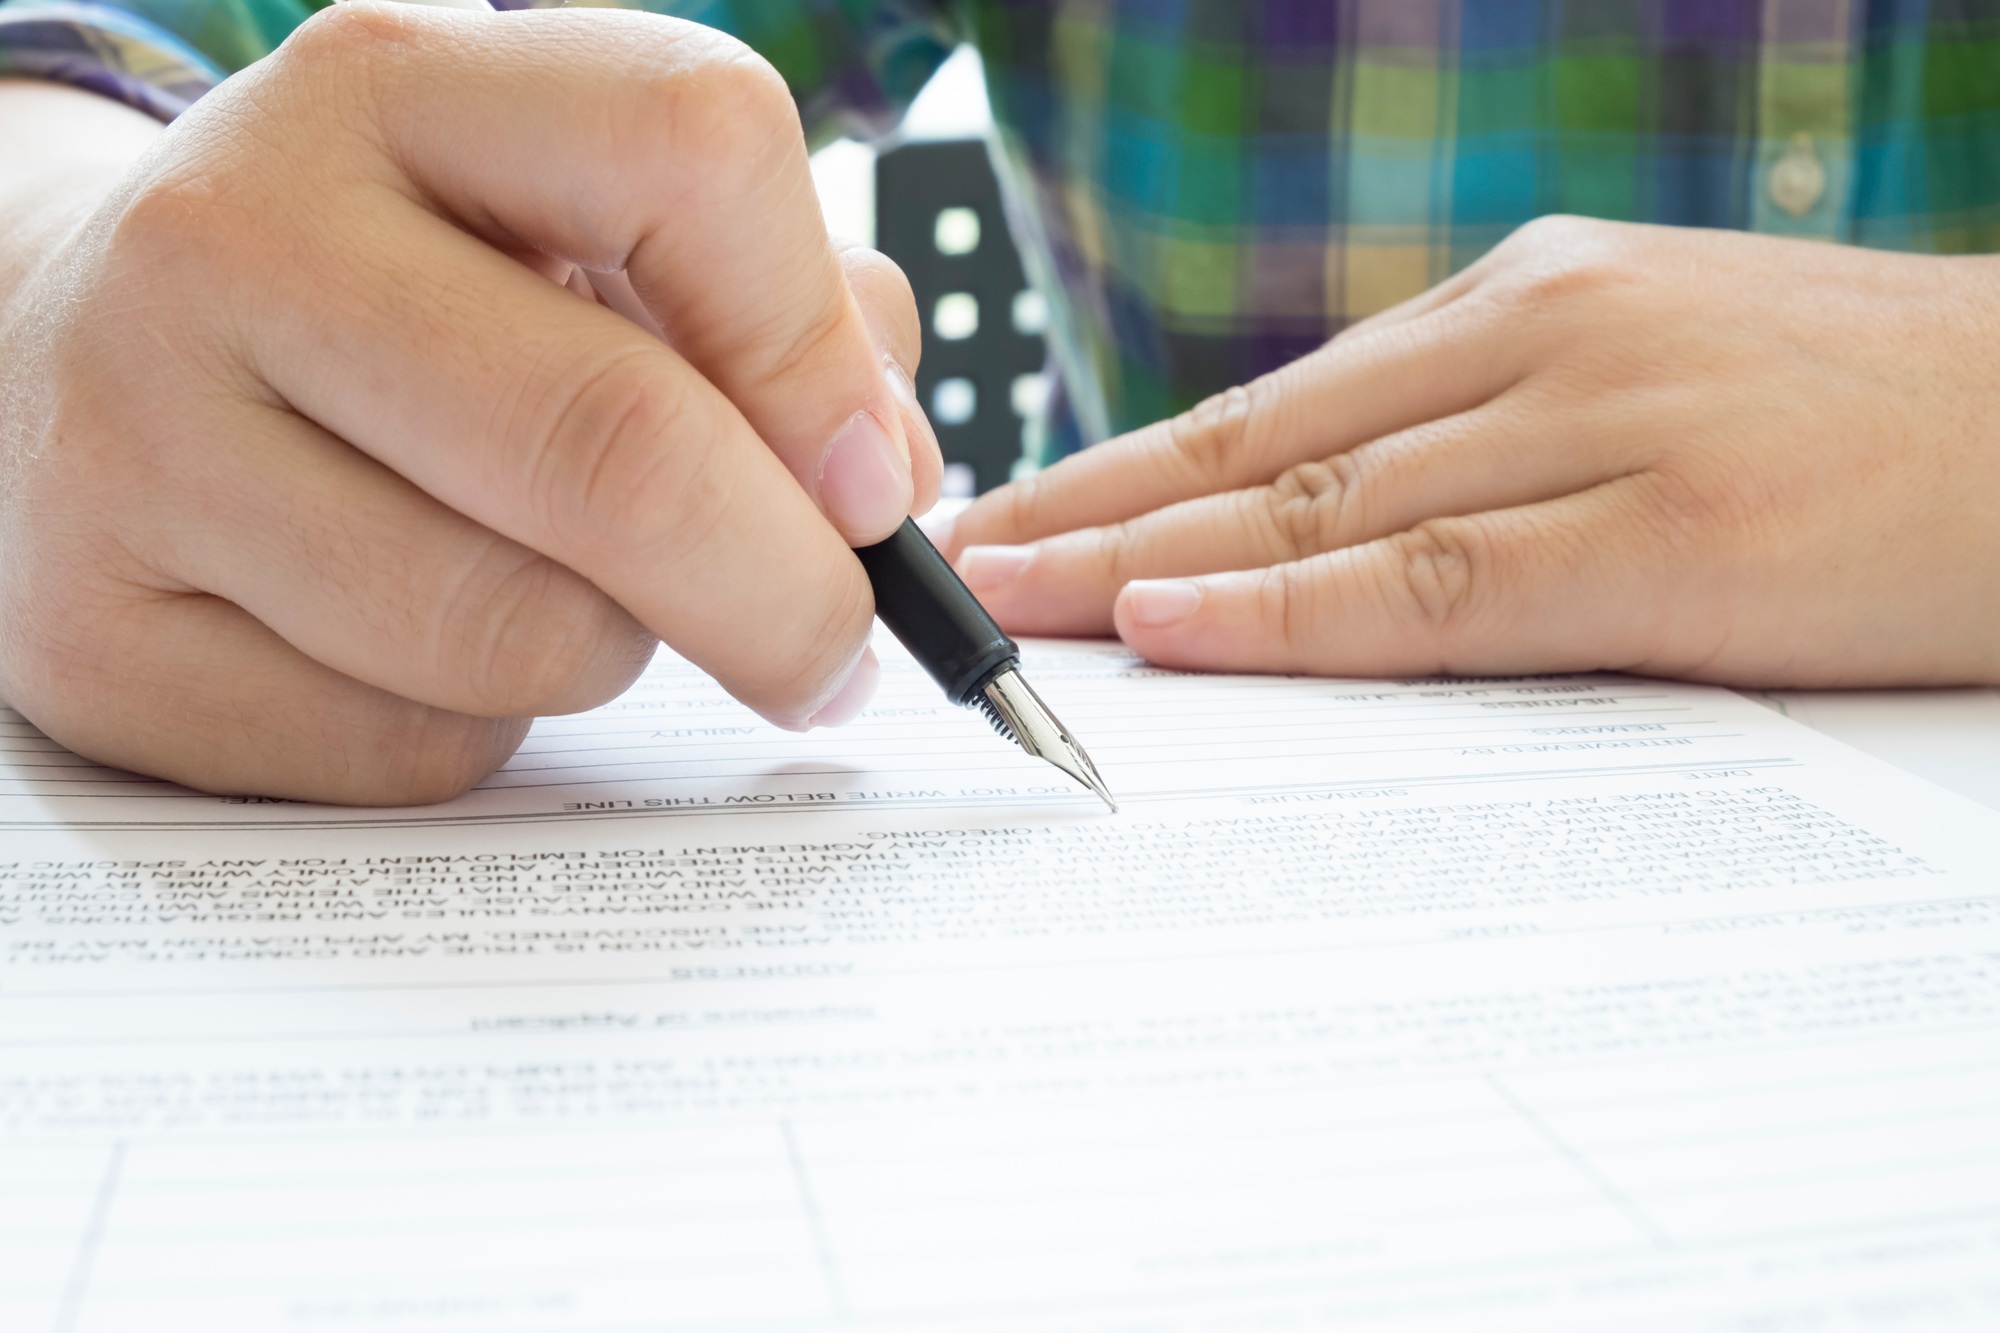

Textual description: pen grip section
[855,519,1019,706]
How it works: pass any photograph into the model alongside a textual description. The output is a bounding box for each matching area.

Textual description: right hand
[0,3,940,804]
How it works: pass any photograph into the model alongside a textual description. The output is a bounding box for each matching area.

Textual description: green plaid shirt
[5,0,1999,458]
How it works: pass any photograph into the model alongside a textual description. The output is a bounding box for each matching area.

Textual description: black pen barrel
[854,519,1019,706]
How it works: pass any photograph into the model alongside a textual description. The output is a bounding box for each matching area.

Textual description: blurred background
[810,50,1046,499]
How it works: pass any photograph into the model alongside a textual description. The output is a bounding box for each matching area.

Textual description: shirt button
[1769,132,1826,217]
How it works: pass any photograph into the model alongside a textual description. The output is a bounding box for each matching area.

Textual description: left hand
[942,216,2000,687]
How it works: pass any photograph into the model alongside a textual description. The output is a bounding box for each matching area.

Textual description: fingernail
[819,411,911,540]
[1123,580,1203,629]
[884,360,941,470]
[807,645,879,729]
[957,544,1034,594]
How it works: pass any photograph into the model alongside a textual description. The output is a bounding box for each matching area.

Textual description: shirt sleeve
[0,0,309,119]
[0,0,959,138]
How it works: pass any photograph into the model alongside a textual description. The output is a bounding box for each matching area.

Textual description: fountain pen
[854,520,1116,811]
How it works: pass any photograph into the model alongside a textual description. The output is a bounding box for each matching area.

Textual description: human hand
[945,217,2000,687]
[0,4,939,803]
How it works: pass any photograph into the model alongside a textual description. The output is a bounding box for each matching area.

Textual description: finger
[562,247,946,517]
[281,2,913,541]
[839,241,943,514]
[956,394,1635,635]
[944,295,1530,556]
[20,589,528,805]
[215,196,876,728]
[561,250,946,523]
[145,399,657,719]
[1110,476,1685,678]
[549,242,942,526]
[282,227,876,728]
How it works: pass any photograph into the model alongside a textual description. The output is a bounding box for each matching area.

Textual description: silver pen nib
[975,668,1117,811]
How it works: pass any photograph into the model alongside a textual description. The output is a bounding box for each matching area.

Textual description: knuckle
[100,131,307,326]
[1166,385,1256,491]
[1520,256,1618,311]
[749,285,853,393]
[371,711,525,806]
[989,474,1051,544]
[1092,519,1145,587]
[447,547,649,716]
[272,1,418,112]
[109,172,231,285]
[1632,462,1745,552]
[1497,215,1634,309]
[1263,456,1361,559]
[267,5,457,161]
[531,349,690,560]
[281,1,419,68]
[697,47,798,138]
[1386,520,1483,638]
[1505,212,1605,258]
[1259,560,1321,654]
[644,43,798,184]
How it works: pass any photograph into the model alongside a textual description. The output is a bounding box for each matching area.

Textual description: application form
[6,639,1999,1331]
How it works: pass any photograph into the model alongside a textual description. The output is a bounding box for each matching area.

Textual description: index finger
[345,3,916,542]
[945,289,1527,558]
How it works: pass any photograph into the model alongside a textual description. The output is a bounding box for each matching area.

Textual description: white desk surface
[1751,686,2000,812]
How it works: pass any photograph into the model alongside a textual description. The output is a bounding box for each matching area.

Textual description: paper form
[5,637,2000,1332]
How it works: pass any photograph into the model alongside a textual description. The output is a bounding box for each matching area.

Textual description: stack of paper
[7,639,1998,1330]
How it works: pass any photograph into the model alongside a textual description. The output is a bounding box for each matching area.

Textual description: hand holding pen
[340,0,1114,807]
[0,0,955,802]
[348,0,1128,804]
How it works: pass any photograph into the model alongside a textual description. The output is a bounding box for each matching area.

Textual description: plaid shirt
[5,0,1998,459]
